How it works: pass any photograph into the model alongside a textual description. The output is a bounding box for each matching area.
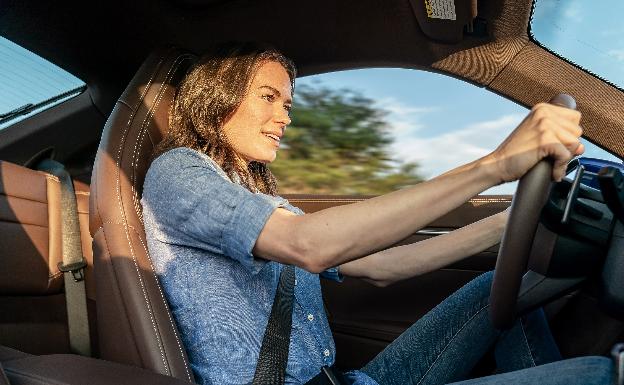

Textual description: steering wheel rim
[488,94,577,329]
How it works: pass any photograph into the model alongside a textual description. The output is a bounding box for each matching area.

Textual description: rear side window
[0,36,86,130]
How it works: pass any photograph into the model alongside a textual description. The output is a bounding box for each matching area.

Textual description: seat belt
[251,265,348,385]
[252,265,296,385]
[36,159,91,357]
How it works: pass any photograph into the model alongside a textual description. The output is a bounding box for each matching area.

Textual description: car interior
[1,0,624,384]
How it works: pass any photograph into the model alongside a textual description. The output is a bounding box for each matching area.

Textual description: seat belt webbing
[37,159,91,357]
[252,264,295,385]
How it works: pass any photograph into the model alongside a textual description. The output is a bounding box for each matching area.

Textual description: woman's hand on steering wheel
[484,102,584,185]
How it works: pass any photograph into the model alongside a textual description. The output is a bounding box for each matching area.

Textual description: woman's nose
[275,107,291,126]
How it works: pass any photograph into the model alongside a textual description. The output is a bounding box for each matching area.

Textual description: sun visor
[409,0,478,43]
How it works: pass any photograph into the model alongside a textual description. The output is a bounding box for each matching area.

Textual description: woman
[141,43,613,385]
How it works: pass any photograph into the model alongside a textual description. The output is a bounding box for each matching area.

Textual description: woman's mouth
[263,133,281,146]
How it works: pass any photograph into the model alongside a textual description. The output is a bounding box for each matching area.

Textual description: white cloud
[390,113,525,179]
[378,97,437,116]
[564,5,582,22]
[375,97,436,135]
[608,49,624,62]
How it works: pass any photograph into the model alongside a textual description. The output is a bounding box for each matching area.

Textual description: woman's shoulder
[151,147,216,169]
[148,147,229,179]
[144,147,232,195]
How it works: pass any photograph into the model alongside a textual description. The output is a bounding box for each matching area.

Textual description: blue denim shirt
[142,147,377,385]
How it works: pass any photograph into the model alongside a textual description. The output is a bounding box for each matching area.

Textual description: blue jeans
[360,271,614,385]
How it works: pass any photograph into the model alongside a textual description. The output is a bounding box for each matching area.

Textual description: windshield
[530,0,624,89]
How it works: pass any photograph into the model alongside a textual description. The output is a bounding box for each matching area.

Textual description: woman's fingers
[532,102,582,128]
[551,124,583,156]
[541,132,573,181]
[490,102,584,183]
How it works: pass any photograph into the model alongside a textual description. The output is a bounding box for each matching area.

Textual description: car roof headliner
[1,0,623,158]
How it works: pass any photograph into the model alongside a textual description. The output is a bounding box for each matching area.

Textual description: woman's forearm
[339,210,508,286]
[257,157,501,272]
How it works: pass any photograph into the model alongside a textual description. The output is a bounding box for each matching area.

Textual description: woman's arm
[256,157,497,273]
[253,103,583,273]
[338,210,508,287]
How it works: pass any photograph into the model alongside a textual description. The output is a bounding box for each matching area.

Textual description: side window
[0,36,86,130]
[271,68,622,196]
[271,68,524,195]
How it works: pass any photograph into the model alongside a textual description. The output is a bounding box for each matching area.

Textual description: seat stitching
[131,54,194,225]
[415,303,490,385]
[113,52,170,375]
[127,53,194,380]
[130,53,180,217]
[126,223,193,382]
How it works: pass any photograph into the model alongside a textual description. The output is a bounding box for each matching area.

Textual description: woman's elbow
[290,235,335,274]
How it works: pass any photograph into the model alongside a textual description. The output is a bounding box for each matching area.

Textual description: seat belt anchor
[58,260,87,282]
[611,343,624,385]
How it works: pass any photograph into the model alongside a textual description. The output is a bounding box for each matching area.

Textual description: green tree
[270,84,424,195]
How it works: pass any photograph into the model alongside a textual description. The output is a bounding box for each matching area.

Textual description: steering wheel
[488,94,577,329]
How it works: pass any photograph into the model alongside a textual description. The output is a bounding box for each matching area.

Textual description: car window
[0,36,86,130]
[270,68,621,196]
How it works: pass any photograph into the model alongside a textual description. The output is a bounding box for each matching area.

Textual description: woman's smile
[263,132,282,147]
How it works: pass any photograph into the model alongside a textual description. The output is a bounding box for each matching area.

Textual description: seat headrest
[90,47,196,235]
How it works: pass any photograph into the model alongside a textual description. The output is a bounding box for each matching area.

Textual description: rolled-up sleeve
[189,183,282,274]
[143,149,285,274]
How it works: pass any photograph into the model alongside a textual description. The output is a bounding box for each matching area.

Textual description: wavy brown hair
[153,42,296,195]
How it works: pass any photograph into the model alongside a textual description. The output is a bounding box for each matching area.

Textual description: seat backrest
[89,47,196,382]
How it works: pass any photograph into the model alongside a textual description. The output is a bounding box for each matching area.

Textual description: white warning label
[424,0,456,20]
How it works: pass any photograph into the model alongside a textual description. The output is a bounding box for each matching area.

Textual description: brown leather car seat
[0,160,95,355]
[89,47,196,383]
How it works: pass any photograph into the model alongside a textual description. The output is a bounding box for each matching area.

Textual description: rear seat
[0,160,96,355]
[0,161,196,384]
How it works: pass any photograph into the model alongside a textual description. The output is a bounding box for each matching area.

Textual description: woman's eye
[262,94,276,102]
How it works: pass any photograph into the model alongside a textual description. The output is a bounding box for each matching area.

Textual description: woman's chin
[261,151,278,164]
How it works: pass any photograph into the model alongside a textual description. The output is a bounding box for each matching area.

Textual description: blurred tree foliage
[270,84,424,195]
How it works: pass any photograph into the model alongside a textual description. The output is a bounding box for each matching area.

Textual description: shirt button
[323,349,330,357]
[307,314,314,321]
[295,279,298,286]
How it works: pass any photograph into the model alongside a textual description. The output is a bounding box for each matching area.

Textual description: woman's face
[222,61,292,164]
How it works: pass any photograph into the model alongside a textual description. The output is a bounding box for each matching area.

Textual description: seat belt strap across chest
[252,264,295,385]
[37,159,91,357]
